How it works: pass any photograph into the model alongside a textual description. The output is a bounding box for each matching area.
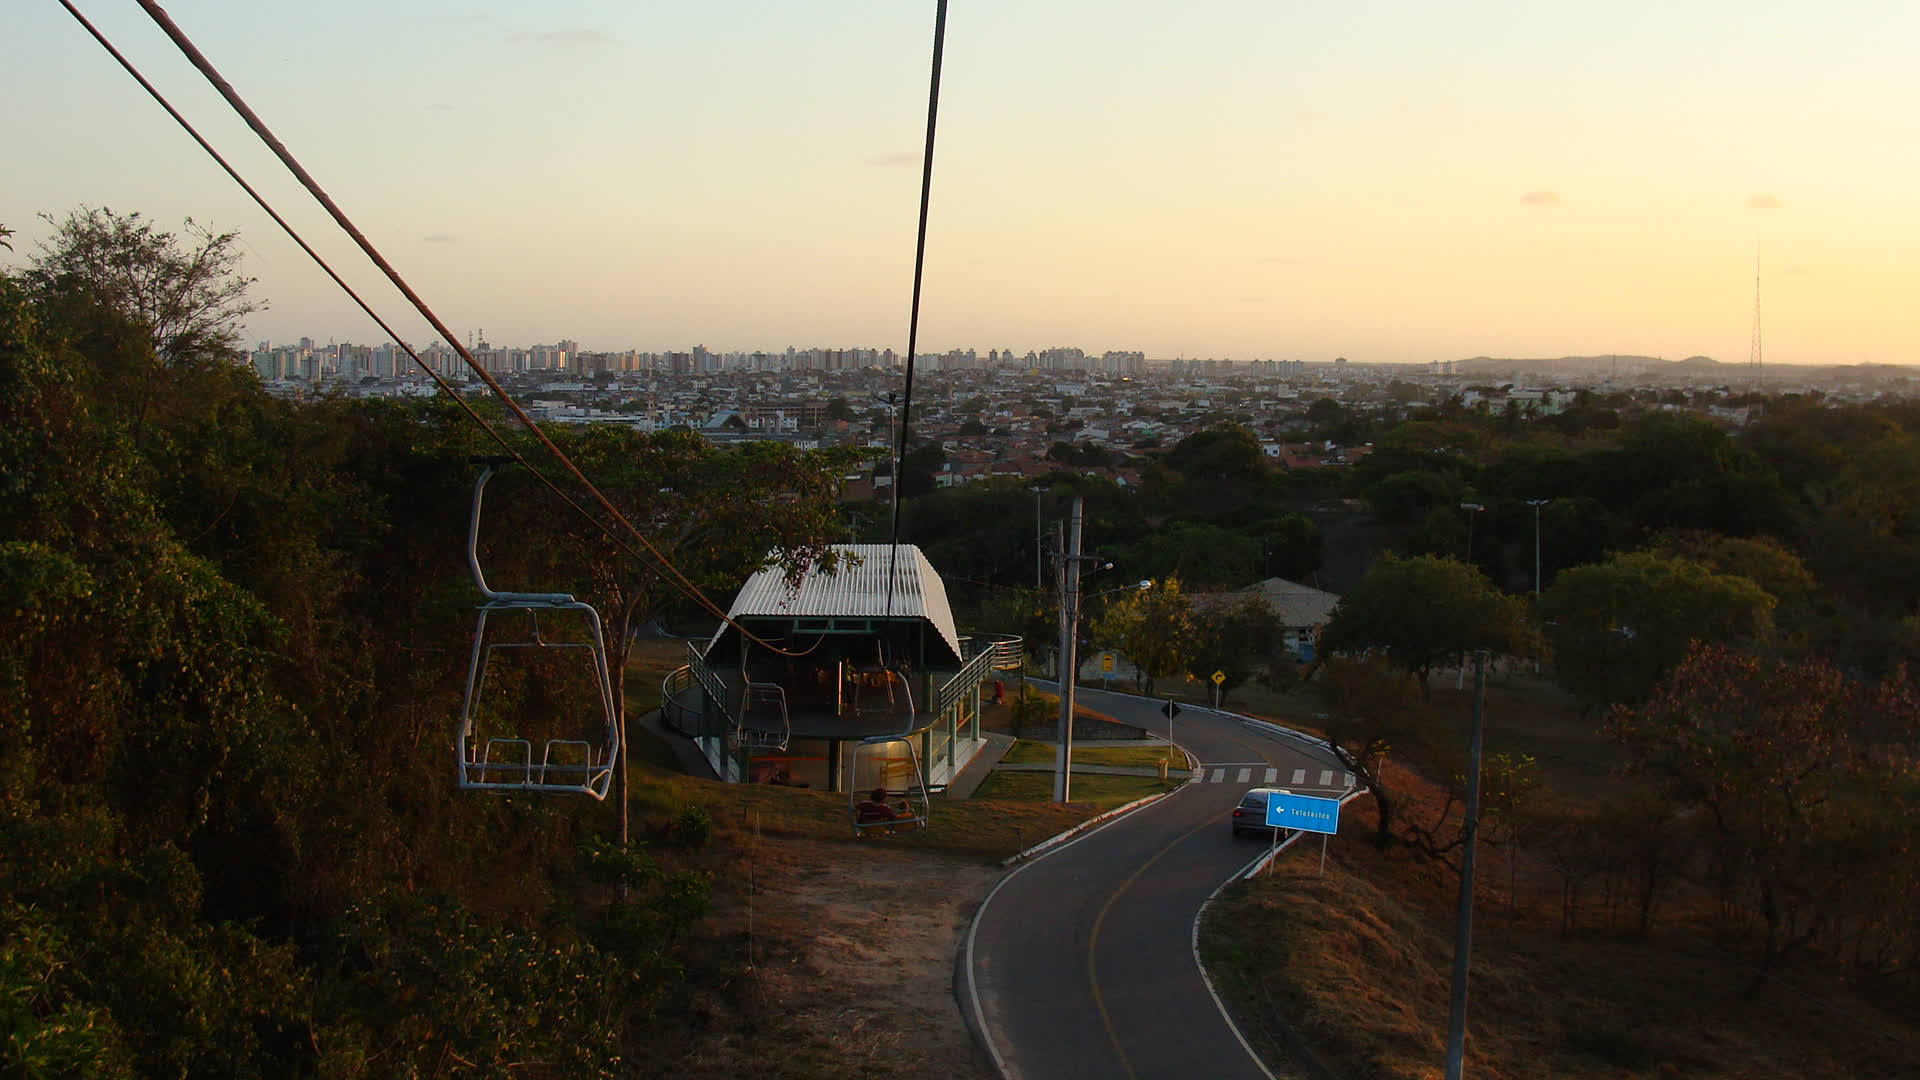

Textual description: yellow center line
[1087,795,1235,1080]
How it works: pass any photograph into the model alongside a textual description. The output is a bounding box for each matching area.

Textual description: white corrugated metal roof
[719,544,962,662]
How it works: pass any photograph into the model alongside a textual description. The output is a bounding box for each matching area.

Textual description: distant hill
[1453,354,1713,377]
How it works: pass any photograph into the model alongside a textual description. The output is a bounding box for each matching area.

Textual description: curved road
[964,685,1351,1080]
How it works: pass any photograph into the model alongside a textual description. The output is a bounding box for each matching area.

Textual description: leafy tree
[824,395,855,421]
[1163,421,1268,485]
[1089,578,1195,697]
[1540,552,1775,709]
[1318,555,1532,695]
[1318,655,1422,848]
[1607,645,1858,982]
[1253,512,1323,581]
[492,427,853,758]
[23,206,260,364]
[1108,522,1259,589]
[1185,593,1286,707]
[898,440,947,498]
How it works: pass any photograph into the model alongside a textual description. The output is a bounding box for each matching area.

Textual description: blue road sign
[1265,790,1341,834]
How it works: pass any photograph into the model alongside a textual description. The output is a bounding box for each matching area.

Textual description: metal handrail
[660,665,700,735]
[685,639,726,707]
[936,638,1015,715]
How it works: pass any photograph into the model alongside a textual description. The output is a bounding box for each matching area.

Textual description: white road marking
[1190,769,1205,782]
[1345,772,1355,789]
[1263,768,1277,783]
[1235,767,1251,783]
[1291,768,1305,785]
[1210,769,1224,783]
[1318,769,1334,786]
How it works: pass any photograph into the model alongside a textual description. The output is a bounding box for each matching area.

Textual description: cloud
[869,152,922,168]
[508,28,610,45]
[1746,193,1784,209]
[423,234,456,244]
[1519,190,1560,207]
[427,102,455,112]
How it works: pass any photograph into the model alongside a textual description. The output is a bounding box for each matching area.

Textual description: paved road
[964,685,1351,1080]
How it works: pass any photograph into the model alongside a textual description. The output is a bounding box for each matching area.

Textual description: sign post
[1100,652,1114,690]
[1211,669,1225,709]
[1264,789,1341,876]
[1160,698,1181,743]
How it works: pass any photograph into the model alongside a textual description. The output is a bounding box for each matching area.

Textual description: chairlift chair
[848,734,932,836]
[848,641,916,730]
[455,458,620,799]
[731,644,791,752]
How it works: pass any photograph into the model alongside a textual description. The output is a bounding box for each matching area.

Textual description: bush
[668,803,713,850]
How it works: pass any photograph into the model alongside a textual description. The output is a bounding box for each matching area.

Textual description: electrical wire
[59,0,789,653]
[103,0,844,657]
[882,0,948,629]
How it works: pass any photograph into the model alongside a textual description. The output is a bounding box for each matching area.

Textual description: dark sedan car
[1231,787,1294,839]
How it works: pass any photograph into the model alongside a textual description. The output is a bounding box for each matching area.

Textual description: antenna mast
[1748,245,1763,393]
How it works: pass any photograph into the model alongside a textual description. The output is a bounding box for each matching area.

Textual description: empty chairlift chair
[455,458,619,799]
[731,645,791,752]
[848,649,916,732]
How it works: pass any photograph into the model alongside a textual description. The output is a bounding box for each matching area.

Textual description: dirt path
[745,841,1001,1078]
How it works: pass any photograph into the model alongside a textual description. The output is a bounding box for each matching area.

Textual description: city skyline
[7,2,1920,366]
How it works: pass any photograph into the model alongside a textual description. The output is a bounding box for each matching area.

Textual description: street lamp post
[1525,498,1551,594]
[1459,501,1485,565]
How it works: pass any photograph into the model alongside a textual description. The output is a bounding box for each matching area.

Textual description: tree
[502,427,855,748]
[1185,593,1286,707]
[1090,578,1194,697]
[24,206,260,364]
[898,441,947,498]
[1108,522,1259,589]
[1317,555,1532,694]
[1540,552,1775,709]
[1318,655,1422,848]
[1606,645,1857,983]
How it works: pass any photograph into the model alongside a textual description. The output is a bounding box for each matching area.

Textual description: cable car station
[662,544,1016,821]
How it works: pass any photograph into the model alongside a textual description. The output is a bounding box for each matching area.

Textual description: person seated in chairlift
[855,787,902,823]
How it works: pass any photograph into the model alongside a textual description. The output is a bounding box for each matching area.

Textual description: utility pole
[1444,651,1489,1079]
[1034,487,1043,590]
[1526,499,1550,595]
[1054,497,1084,803]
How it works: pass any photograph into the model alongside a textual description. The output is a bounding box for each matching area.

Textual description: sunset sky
[6,1,1919,366]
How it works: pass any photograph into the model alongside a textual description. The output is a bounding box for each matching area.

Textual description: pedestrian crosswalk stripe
[1190,765,1349,788]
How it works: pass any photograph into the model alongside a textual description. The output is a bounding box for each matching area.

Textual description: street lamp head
[1460,501,1485,512]
[1525,497,1551,508]
[1136,579,1153,591]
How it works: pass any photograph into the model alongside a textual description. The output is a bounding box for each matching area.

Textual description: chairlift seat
[454,462,620,800]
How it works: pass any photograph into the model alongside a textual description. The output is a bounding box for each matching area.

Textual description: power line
[95,0,823,655]
[882,0,948,628]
